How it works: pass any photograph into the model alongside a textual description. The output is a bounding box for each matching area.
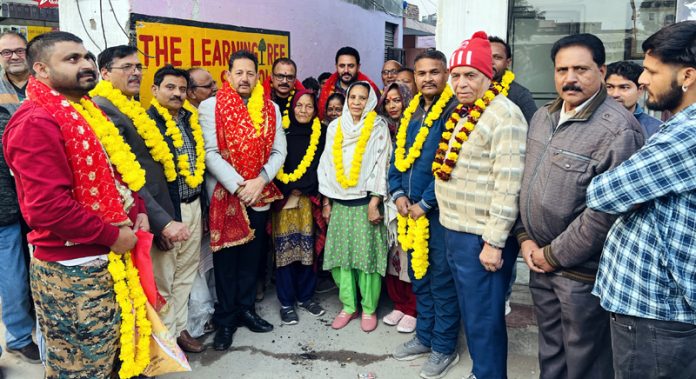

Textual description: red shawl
[262,76,305,101]
[209,83,283,251]
[317,72,381,120]
[26,78,130,226]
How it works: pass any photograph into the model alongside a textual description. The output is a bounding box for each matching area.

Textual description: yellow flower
[247,83,266,135]
[276,117,322,183]
[333,111,377,188]
[281,90,295,129]
[150,99,206,189]
[70,99,146,192]
[109,251,151,378]
[394,85,454,172]
[398,215,430,279]
[90,81,177,182]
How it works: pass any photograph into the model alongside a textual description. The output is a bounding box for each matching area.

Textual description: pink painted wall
[131,0,403,86]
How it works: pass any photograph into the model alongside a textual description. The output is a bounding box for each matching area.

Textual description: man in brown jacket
[515,33,644,379]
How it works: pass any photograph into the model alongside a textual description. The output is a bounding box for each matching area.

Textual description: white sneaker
[505,300,512,316]
[382,309,405,326]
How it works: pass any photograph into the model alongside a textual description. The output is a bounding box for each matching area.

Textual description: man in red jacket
[317,46,380,120]
[3,31,145,378]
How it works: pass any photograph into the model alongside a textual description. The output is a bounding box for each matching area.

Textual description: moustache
[279,83,290,88]
[562,85,582,92]
[77,70,97,80]
[238,81,250,87]
[127,75,140,83]
[169,96,182,102]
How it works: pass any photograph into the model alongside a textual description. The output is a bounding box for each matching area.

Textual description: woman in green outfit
[317,81,391,332]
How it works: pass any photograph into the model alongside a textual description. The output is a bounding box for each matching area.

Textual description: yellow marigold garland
[281,89,295,129]
[89,81,177,182]
[276,117,322,183]
[247,83,266,136]
[108,252,152,379]
[394,85,454,172]
[333,111,377,188]
[397,214,430,279]
[70,99,146,191]
[150,99,207,188]
[432,70,515,181]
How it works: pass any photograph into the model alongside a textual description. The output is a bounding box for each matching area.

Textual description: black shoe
[298,300,326,316]
[280,306,299,325]
[6,342,41,364]
[239,310,274,333]
[213,326,236,351]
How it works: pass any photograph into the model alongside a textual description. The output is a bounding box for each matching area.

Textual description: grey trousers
[611,313,696,379]
[529,272,613,379]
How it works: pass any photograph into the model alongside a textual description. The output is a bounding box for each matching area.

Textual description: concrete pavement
[0,266,540,379]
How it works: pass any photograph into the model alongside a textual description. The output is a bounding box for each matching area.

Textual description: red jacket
[3,100,145,262]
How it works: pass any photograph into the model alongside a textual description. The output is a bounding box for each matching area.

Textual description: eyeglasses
[0,48,26,58]
[381,69,398,76]
[109,63,145,72]
[192,82,216,89]
[273,73,296,82]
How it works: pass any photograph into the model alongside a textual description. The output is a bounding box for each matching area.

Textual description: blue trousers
[446,230,517,379]
[409,212,459,355]
[275,262,317,307]
[0,223,34,352]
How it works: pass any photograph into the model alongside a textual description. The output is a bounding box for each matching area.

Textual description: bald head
[381,60,402,87]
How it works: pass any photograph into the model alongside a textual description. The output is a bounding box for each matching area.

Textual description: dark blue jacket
[388,95,457,212]
[634,104,662,138]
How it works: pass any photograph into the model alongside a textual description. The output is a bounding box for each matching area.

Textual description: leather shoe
[6,342,41,364]
[213,326,236,351]
[238,310,273,333]
[177,330,205,353]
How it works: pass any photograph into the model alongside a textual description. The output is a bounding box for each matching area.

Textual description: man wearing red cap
[434,31,527,379]
[390,49,460,379]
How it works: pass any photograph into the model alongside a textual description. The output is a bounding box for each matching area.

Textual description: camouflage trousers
[30,258,120,379]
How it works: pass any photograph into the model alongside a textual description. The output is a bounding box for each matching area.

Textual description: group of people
[0,18,694,379]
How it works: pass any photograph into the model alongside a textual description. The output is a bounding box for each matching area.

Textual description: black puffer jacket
[0,110,19,226]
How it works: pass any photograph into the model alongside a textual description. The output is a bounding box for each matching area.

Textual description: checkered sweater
[435,95,527,247]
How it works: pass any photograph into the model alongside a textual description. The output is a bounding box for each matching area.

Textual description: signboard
[132,14,290,106]
[0,25,55,41]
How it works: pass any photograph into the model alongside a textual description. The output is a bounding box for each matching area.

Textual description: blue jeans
[446,230,517,379]
[0,223,34,352]
[408,211,460,355]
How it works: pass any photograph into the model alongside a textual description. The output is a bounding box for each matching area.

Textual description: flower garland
[108,252,151,379]
[247,83,266,135]
[150,98,207,188]
[432,70,515,181]
[393,85,454,172]
[70,99,146,191]
[397,214,430,279]
[89,81,177,182]
[276,117,322,183]
[333,111,377,188]
[281,89,295,129]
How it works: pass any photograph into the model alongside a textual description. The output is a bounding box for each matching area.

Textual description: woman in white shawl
[317,81,391,332]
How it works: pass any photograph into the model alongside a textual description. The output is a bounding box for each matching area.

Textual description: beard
[646,77,683,112]
[340,72,357,85]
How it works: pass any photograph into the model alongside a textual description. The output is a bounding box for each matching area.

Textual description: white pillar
[436,0,509,61]
[59,0,131,55]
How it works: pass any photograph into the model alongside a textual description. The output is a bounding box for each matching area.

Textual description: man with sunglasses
[0,30,41,365]
[187,67,218,108]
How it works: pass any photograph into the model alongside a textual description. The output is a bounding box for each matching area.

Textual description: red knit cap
[448,31,493,79]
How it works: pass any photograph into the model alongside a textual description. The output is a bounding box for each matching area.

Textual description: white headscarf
[318,82,391,200]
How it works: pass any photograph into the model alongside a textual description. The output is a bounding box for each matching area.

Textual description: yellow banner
[27,26,55,41]
[133,15,290,106]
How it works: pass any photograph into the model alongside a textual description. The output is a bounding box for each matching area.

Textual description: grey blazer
[93,96,176,236]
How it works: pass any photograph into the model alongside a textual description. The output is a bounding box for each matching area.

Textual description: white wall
[436,0,509,63]
[59,0,131,53]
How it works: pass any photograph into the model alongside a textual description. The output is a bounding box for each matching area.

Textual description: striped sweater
[435,95,527,247]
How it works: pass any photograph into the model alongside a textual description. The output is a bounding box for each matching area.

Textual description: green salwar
[331,267,382,314]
